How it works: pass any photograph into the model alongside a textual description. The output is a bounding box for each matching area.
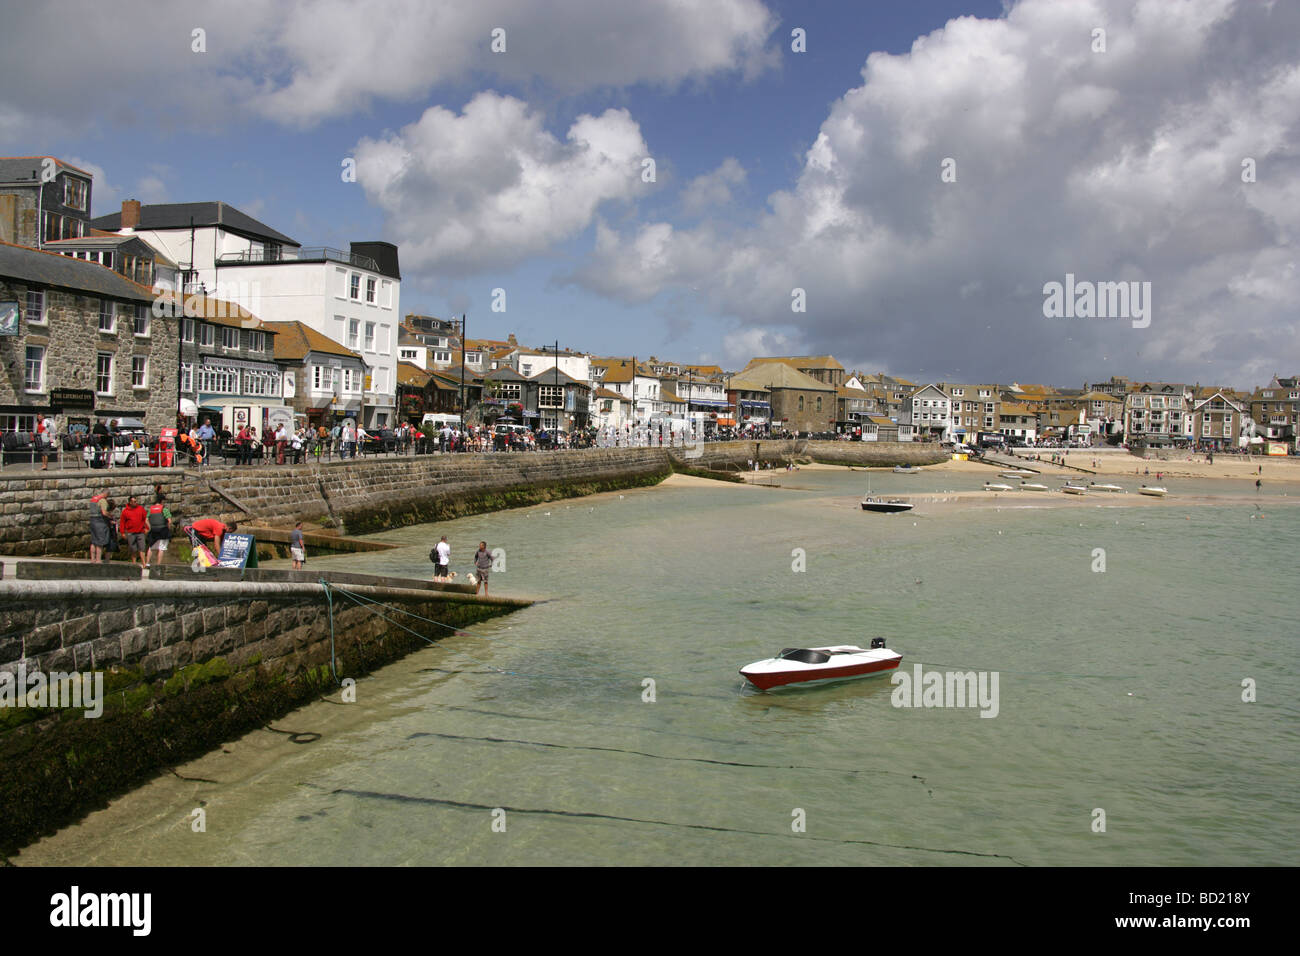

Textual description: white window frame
[98,300,116,333]
[24,346,45,392]
[200,324,215,347]
[133,305,150,337]
[132,355,148,389]
[347,319,359,349]
[222,326,239,350]
[25,290,46,325]
[349,274,361,300]
[96,352,114,396]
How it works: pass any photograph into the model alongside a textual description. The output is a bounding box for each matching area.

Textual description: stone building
[0,157,94,249]
[728,362,836,434]
[1,240,176,436]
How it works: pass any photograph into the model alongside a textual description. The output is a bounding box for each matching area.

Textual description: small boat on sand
[1021,482,1050,491]
[893,465,920,474]
[741,639,902,691]
[1000,470,1034,478]
[984,482,1015,491]
[1062,483,1088,495]
[861,496,914,513]
[1089,482,1125,493]
[1138,485,1168,497]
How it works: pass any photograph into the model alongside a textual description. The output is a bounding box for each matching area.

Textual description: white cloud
[354,93,650,274]
[572,0,1300,385]
[0,0,776,132]
[681,158,747,215]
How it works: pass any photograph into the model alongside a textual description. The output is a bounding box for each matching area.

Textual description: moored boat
[1062,483,1088,495]
[893,465,920,474]
[1089,482,1125,492]
[741,639,902,691]
[984,482,1015,491]
[861,496,914,513]
[1021,482,1049,491]
[1138,485,1168,497]
[1000,470,1034,478]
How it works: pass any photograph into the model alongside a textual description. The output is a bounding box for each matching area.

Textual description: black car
[360,428,399,455]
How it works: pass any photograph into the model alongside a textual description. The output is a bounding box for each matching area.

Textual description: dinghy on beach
[984,482,1015,492]
[1089,482,1125,493]
[741,639,902,690]
[1138,485,1168,497]
[1021,482,1049,491]
[1062,483,1088,495]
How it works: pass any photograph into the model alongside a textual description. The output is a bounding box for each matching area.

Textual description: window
[350,274,361,300]
[132,356,148,389]
[347,319,359,349]
[98,300,115,333]
[222,327,239,350]
[180,363,193,394]
[313,366,337,391]
[1202,418,1212,436]
[133,305,149,337]
[498,382,521,400]
[399,348,417,361]
[434,350,451,364]
[63,177,88,211]
[364,321,375,351]
[540,385,563,407]
[366,278,376,303]
[521,363,532,376]
[248,331,264,353]
[25,346,45,392]
[816,396,822,412]
[798,396,805,412]
[243,369,279,397]
[25,290,45,324]
[96,353,113,395]
[182,318,195,343]
[200,324,215,347]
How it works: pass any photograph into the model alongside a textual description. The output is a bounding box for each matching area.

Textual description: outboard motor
[870,637,886,649]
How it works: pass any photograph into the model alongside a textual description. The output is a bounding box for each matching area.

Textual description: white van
[421,413,462,429]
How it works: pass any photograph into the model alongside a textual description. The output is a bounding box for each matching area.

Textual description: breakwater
[0,565,530,855]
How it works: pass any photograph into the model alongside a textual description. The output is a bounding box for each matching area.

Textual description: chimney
[508,333,517,346]
[121,199,141,231]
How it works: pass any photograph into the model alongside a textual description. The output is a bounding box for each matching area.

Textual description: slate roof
[0,156,92,182]
[265,321,360,361]
[0,239,153,303]
[89,201,298,247]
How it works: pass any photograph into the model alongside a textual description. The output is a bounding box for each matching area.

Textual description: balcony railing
[216,247,379,272]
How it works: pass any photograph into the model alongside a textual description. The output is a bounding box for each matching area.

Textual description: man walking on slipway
[433,535,451,580]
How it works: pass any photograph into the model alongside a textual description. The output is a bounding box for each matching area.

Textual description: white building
[909,384,956,441]
[90,200,401,428]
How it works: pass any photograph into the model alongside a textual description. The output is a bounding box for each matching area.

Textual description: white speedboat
[893,465,920,474]
[1062,483,1088,495]
[1089,482,1125,493]
[1138,485,1168,497]
[741,639,902,691]
[1021,482,1050,491]
[861,496,914,513]
[984,482,1015,491]
[1000,470,1034,478]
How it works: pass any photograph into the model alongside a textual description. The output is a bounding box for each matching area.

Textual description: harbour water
[17,468,1299,865]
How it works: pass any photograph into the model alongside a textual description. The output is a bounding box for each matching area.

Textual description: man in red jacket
[118,495,150,569]
[189,517,236,556]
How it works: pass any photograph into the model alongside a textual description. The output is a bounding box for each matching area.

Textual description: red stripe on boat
[742,657,900,690]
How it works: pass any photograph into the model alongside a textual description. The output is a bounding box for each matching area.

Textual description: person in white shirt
[274,423,289,464]
[433,535,451,580]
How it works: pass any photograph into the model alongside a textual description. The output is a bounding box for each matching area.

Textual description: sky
[3,0,1297,388]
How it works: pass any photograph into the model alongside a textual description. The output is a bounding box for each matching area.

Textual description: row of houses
[2,155,1295,448]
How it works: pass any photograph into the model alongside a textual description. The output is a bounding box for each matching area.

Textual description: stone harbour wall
[0,575,530,855]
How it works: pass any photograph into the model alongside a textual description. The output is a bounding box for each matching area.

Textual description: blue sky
[4,0,1296,386]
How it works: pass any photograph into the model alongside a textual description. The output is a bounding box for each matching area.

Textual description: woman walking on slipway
[88,492,113,563]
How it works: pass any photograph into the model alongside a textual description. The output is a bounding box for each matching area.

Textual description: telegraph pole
[459,313,466,420]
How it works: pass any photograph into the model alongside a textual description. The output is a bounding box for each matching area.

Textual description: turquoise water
[18,468,1299,865]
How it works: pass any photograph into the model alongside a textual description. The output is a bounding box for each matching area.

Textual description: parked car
[84,418,148,468]
[360,428,399,455]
